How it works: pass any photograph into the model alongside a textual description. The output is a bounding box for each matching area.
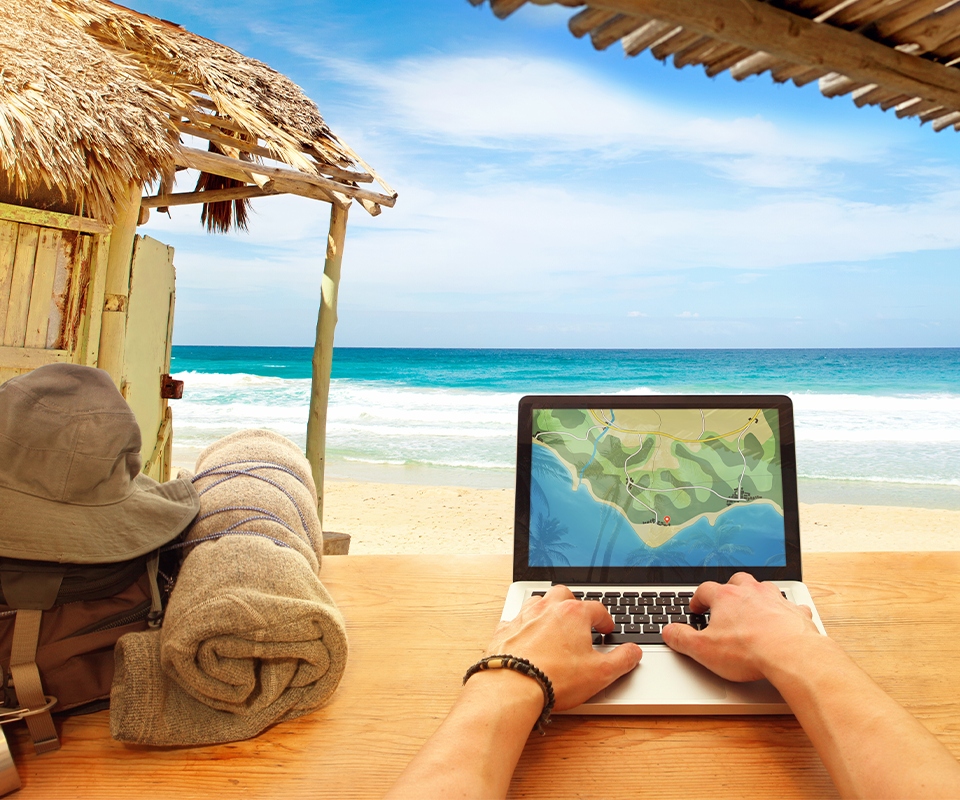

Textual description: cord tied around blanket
[109,429,348,746]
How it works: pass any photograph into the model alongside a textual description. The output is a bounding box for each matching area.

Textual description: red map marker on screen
[664,516,671,524]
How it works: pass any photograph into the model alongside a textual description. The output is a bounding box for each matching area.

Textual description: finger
[798,603,814,619]
[545,584,575,602]
[582,599,615,633]
[602,642,642,678]
[689,580,721,613]
[662,622,700,659]
[729,572,759,586]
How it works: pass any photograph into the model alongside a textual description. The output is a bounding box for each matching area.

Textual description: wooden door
[0,203,110,385]
[121,235,177,482]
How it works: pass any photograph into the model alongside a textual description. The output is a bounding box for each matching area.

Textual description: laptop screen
[513,396,801,584]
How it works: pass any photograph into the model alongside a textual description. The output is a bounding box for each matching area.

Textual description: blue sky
[134,0,960,349]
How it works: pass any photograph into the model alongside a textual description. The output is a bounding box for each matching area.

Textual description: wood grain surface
[5,552,958,799]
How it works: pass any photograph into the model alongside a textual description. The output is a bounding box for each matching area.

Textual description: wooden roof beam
[178,108,372,181]
[729,52,781,81]
[490,0,528,18]
[173,118,375,184]
[588,0,960,112]
[671,35,724,68]
[770,62,828,86]
[569,7,619,37]
[932,109,960,129]
[621,20,680,56]
[651,28,703,60]
[141,185,279,209]
[703,43,754,77]
[591,14,649,50]
[175,145,397,209]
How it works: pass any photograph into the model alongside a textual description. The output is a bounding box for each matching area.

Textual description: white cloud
[321,53,877,175]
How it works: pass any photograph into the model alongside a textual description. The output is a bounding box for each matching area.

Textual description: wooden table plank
[5,552,958,799]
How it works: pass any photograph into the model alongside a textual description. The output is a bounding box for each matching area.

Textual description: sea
[169,347,960,510]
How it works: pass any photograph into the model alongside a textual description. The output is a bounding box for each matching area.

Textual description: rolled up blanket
[109,430,348,745]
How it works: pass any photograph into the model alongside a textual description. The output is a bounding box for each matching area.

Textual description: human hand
[662,572,821,682]
[485,585,642,711]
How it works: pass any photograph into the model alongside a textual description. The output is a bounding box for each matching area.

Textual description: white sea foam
[798,472,960,487]
[169,371,960,486]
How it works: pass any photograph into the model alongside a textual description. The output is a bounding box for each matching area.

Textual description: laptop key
[603,632,664,645]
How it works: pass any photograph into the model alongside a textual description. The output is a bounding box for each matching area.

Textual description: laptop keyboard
[531,589,708,645]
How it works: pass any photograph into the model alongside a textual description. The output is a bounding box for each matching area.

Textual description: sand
[174,458,957,554]
[320,480,960,555]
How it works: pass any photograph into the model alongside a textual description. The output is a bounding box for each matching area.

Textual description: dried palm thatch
[0,0,395,229]
[0,0,176,222]
[196,144,250,233]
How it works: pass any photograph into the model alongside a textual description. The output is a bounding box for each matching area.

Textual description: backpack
[0,550,180,752]
[0,363,200,757]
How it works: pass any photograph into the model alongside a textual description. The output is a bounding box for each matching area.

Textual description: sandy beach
[320,480,960,555]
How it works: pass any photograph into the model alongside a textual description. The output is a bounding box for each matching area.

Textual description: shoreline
[171,459,960,555]
[320,479,960,555]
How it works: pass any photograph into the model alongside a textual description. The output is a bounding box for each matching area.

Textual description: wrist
[464,654,555,733]
[757,630,844,687]
[461,668,544,724]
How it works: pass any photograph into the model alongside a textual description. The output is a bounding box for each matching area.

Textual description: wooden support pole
[96,183,143,390]
[305,202,349,523]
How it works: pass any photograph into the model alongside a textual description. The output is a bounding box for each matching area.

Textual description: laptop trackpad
[603,651,727,701]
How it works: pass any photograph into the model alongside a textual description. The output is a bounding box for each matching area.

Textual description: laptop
[501,394,827,714]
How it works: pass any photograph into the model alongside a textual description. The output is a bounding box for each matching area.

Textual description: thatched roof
[0,0,395,228]
[473,0,960,135]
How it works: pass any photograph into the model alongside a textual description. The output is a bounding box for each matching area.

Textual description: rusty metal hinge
[160,374,184,399]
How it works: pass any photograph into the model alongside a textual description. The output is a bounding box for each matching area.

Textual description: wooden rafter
[475,0,960,132]
[588,0,960,109]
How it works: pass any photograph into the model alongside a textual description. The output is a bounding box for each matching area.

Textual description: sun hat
[0,363,200,563]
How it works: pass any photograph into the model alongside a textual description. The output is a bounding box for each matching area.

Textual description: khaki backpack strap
[9,610,59,754]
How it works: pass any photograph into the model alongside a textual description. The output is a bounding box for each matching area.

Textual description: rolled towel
[110,430,348,745]
[188,428,323,569]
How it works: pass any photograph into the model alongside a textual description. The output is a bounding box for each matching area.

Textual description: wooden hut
[472,0,960,133]
[0,0,395,519]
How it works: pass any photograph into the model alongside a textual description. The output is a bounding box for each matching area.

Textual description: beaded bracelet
[463,654,556,734]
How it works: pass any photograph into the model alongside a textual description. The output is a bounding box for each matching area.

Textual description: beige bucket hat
[0,364,199,563]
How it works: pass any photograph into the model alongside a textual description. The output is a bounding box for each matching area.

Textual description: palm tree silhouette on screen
[688,519,754,567]
[529,513,574,566]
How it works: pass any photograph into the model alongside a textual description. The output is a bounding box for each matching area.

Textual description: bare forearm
[766,637,960,799]
[385,671,541,799]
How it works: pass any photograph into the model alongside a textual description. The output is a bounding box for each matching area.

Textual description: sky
[133,0,960,349]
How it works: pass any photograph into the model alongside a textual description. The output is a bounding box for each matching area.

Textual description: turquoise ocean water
[169,347,960,509]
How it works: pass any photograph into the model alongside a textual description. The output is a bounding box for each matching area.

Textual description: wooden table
[6,552,960,799]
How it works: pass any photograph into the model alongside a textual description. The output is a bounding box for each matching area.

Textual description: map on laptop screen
[529,406,787,570]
